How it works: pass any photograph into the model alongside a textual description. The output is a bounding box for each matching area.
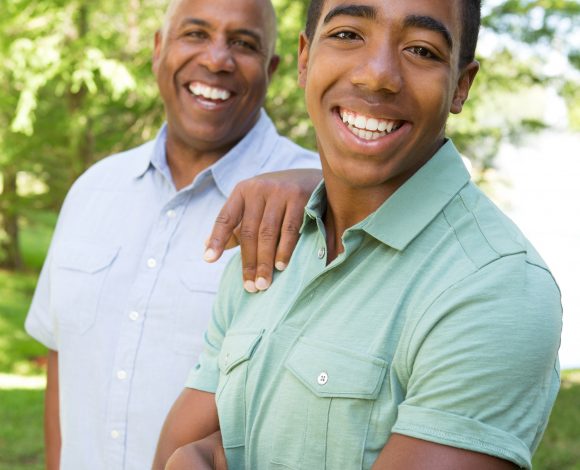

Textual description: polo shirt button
[129,311,139,321]
[116,370,127,380]
[166,209,176,219]
[317,247,326,259]
[317,371,329,385]
[111,430,120,439]
[147,258,157,268]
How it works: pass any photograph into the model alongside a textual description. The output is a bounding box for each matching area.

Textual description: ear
[450,60,479,114]
[267,54,280,81]
[298,32,310,89]
[152,30,163,73]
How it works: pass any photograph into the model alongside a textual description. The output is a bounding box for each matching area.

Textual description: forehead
[168,0,271,33]
[317,0,462,38]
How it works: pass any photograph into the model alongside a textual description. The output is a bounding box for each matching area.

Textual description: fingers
[252,198,287,292]
[273,199,304,272]
[238,193,267,293]
[204,192,244,263]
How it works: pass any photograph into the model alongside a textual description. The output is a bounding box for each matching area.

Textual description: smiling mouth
[338,107,403,141]
[188,81,232,101]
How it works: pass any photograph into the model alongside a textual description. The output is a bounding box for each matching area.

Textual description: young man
[155,0,562,468]
[24,0,321,468]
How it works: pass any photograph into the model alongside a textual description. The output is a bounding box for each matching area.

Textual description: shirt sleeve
[185,254,244,393]
[392,255,562,469]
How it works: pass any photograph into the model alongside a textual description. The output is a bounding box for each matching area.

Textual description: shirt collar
[130,110,278,194]
[210,109,278,197]
[301,140,471,250]
[131,124,168,179]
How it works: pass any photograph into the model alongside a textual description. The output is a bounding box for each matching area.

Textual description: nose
[350,40,403,94]
[199,39,235,74]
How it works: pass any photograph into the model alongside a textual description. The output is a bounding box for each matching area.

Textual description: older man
[25,0,319,468]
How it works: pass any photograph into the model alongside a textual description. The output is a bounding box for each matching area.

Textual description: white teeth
[354,115,366,129]
[339,108,400,138]
[189,82,231,101]
[366,118,378,131]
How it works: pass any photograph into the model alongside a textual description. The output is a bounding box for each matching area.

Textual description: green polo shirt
[187,140,562,469]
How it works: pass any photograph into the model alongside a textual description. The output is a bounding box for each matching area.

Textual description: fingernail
[204,248,217,262]
[275,261,287,271]
[255,277,270,291]
[244,280,258,293]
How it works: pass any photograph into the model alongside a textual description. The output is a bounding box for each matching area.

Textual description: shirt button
[317,371,329,385]
[116,370,127,380]
[317,247,326,259]
[147,258,157,269]
[166,209,176,219]
[129,311,139,321]
[111,430,120,439]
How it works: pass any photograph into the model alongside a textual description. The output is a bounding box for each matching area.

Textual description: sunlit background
[0,0,579,468]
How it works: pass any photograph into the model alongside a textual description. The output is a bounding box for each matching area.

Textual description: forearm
[44,350,61,470]
[153,388,219,469]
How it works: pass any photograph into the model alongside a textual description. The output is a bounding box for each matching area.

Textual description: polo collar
[300,140,471,250]
[364,139,470,250]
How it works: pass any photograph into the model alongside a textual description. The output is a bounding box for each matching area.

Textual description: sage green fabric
[187,140,562,469]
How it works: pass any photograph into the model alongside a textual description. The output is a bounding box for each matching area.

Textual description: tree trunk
[0,167,23,270]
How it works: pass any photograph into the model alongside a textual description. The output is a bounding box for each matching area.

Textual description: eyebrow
[323,4,377,25]
[404,15,453,50]
[179,18,263,46]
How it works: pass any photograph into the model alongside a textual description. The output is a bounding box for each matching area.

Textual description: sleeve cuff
[185,364,219,394]
[24,313,57,351]
[392,404,531,469]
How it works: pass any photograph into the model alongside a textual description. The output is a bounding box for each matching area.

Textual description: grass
[0,210,579,468]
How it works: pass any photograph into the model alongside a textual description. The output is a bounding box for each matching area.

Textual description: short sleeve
[25,248,58,350]
[392,255,562,468]
[185,254,245,392]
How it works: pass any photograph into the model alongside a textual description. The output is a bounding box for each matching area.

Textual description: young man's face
[153,0,279,154]
[299,0,478,194]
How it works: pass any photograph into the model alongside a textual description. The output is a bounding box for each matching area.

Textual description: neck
[164,133,235,191]
[322,180,392,263]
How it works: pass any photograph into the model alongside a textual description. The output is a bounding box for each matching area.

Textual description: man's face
[299,0,478,194]
[153,0,279,154]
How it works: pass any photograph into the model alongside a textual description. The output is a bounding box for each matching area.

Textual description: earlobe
[268,55,281,80]
[450,60,479,114]
[297,32,310,89]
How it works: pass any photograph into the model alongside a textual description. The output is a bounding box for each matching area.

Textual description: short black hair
[305,0,481,68]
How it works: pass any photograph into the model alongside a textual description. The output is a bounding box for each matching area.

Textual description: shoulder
[70,140,154,193]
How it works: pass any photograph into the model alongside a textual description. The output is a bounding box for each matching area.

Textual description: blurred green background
[1,0,579,468]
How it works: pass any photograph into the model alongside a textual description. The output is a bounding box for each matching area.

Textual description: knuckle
[258,224,278,241]
[281,222,300,235]
[215,212,234,226]
[239,227,257,241]
[242,264,257,274]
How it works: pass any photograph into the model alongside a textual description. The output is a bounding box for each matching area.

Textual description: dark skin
[157,0,519,468]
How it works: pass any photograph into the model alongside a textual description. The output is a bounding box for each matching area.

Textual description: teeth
[189,82,231,101]
[339,108,400,137]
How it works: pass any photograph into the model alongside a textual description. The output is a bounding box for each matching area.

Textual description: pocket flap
[57,241,120,274]
[286,337,388,400]
[218,330,264,374]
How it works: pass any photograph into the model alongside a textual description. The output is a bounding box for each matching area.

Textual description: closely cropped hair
[305,0,481,68]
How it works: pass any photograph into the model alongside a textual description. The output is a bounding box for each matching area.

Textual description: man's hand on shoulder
[204,169,322,293]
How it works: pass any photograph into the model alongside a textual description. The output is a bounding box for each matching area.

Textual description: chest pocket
[52,241,120,334]
[216,330,264,451]
[172,259,226,356]
[270,337,388,470]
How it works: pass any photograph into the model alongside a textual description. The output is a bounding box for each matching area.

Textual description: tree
[0,0,578,269]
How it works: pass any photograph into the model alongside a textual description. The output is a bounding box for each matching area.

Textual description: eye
[332,30,361,41]
[407,46,439,60]
[231,38,258,52]
[186,30,208,40]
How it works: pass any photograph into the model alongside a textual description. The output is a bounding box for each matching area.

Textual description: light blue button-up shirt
[25,110,319,470]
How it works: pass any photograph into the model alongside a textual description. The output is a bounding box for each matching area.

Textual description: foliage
[0,0,579,266]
